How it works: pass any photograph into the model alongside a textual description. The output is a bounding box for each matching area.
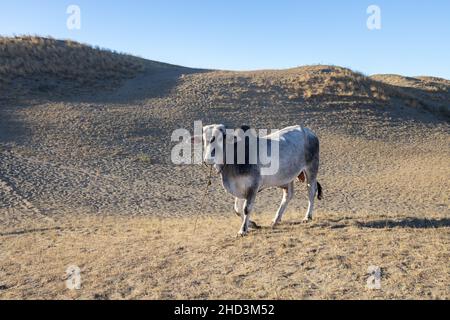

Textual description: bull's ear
[239,125,251,132]
[233,125,250,143]
[217,124,226,135]
[191,135,202,144]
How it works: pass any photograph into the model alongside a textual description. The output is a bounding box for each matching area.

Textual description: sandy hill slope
[371,73,450,116]
[0,37,448,299]
[1,37,449,116]
[192,66,450,116]
[0,36,189,100]
[0,36,448,218]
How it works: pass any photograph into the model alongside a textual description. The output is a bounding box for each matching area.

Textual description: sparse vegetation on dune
[0,37,448,117]
[371,74,450,116]
[0,36,179,99]
[177,65,449,117]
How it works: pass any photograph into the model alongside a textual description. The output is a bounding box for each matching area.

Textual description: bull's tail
[317,182,323,200]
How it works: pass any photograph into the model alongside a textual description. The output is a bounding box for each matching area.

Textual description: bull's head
[191,124,226,171]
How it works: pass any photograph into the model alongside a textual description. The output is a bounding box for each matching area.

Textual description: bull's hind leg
[271,182,294,228]
[234,197,259,229]
[303,166,319,222]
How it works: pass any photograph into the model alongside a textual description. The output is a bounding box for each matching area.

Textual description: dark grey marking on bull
[220,125,261,176]
[304,130,323,202]
[304,132,320,164]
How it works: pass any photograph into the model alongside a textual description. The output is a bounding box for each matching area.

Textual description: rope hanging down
[192,165,213,234]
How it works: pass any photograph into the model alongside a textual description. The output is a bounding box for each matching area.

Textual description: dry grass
[0,36,168,99]
[0,36,146,78]
[1,212,448,300]
[178,65,449,117]
[1,36,448,116]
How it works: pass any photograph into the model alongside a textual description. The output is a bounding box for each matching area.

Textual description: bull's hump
[266,125,303,140]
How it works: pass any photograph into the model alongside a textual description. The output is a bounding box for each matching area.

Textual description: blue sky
[1,0,449,78]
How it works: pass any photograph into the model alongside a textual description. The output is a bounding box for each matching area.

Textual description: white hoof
[237,230,248,237]
[302,217,312,223]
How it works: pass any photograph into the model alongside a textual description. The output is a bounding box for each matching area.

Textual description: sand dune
[0,37,448,299]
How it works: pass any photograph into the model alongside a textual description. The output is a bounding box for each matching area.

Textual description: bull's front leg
[234,197,245,218]
[234,197,259,229]
[238,191,257,237]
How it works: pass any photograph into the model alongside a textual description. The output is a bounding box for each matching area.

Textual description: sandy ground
[0,213,448,300]
[0,63,449,299]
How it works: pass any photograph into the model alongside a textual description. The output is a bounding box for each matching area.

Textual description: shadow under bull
[356,218,450,229]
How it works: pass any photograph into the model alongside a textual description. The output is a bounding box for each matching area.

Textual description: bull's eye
[210,136,216,144]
